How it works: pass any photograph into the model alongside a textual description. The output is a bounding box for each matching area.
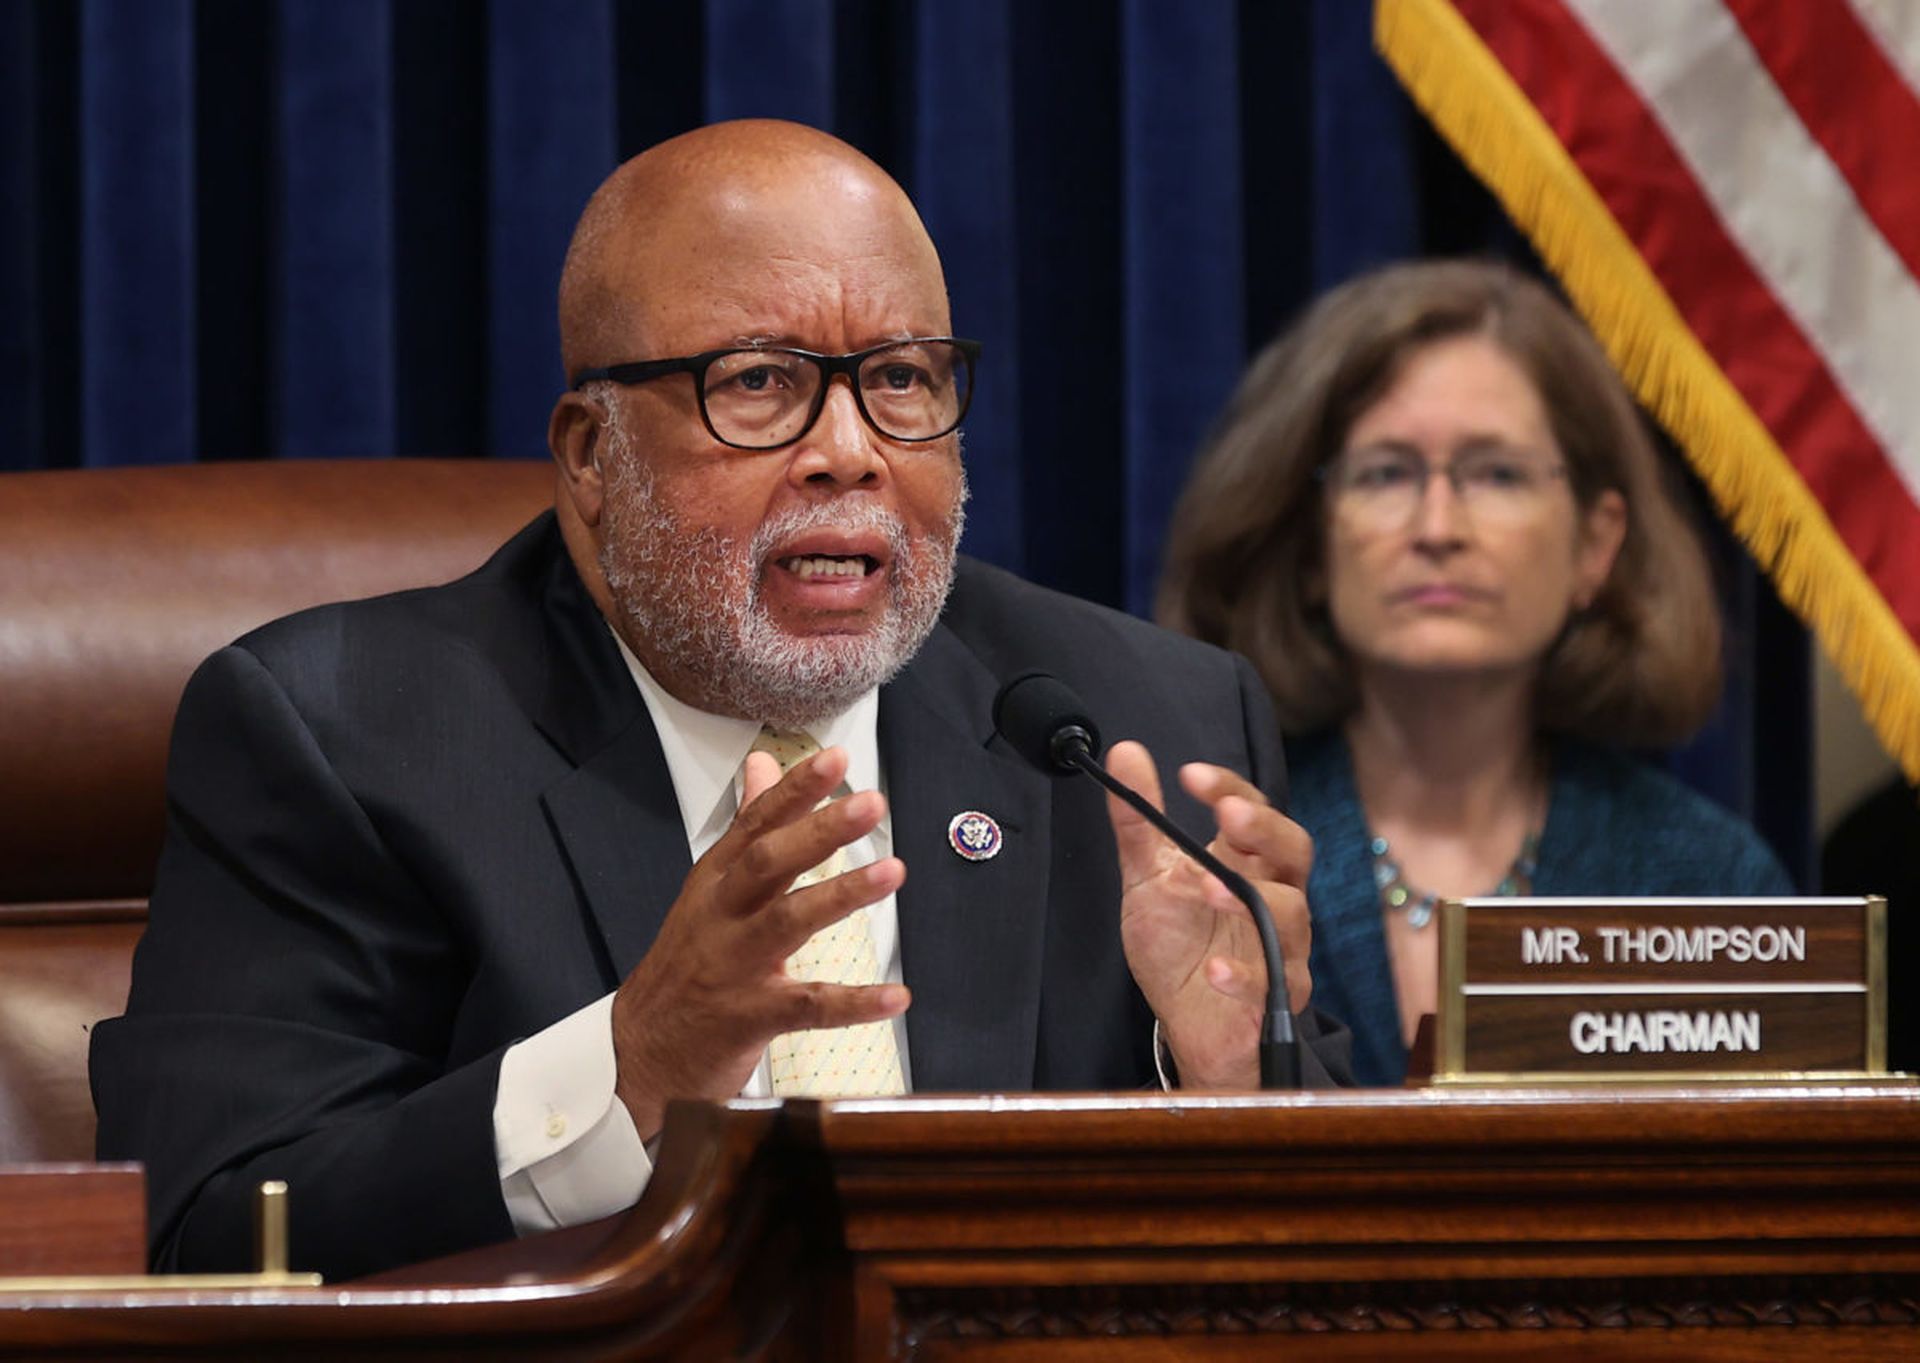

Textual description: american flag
[1377,0,1920,784]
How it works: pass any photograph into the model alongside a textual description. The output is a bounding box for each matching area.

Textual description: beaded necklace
[1369,830,1541,929]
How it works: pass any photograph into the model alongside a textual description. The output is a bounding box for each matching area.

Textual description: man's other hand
[1104,740,1313,1090]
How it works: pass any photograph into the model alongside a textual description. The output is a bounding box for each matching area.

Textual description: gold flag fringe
[1375,0,1920,785]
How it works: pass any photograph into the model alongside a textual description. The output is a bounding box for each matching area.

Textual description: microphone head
[992,671,1103,774]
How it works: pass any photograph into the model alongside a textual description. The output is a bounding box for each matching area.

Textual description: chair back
[0,459,553,1162]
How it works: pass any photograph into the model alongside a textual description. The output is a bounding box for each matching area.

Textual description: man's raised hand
[609,746,908,1139]
[1104,740,1312,1090]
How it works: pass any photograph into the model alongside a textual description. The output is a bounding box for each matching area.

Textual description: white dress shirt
[492,634,905,1233]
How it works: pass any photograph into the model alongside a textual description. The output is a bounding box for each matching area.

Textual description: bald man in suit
[92,120,1348,1281]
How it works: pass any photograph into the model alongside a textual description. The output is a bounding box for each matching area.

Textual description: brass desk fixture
[0,1180,322,1292]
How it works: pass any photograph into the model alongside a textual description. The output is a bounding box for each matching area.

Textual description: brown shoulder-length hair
[1157,258,1721,746]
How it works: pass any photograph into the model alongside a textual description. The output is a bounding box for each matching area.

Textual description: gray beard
[597,432,964,730]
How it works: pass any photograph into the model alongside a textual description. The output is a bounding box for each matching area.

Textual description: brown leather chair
[0,459,553,1164]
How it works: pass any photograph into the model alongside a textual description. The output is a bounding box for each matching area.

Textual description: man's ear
[549,391,608,528]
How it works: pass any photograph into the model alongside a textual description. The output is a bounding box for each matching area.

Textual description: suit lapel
[543,724,693,981]
[524,538,692,981]
[881,625,1053,1091]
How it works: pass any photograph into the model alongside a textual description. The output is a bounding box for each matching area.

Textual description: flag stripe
[1849,0,1920,106]
[1721,0,1920,324]
[1567,0,1920,511]
[1456,0,1920,639]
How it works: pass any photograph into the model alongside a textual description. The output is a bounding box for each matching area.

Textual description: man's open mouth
[782,554,878,579]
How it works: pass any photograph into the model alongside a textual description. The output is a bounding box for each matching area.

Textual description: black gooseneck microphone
[992,670,1302,1089]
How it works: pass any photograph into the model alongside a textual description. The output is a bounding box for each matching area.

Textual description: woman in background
[1160,260,1790,1086]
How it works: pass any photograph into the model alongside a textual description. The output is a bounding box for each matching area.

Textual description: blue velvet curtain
[0,0,1811,884]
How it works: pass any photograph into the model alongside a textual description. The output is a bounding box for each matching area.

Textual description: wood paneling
[3,1089,1918,1358]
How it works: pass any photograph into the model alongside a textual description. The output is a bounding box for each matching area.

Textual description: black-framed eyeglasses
[572,337,981,451]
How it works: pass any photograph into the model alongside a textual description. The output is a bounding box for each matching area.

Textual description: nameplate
[1432,897,1890,1082]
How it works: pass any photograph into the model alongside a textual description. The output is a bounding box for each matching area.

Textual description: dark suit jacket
[91,513,1346,1280]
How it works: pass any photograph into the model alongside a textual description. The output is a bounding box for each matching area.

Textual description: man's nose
[791,379,884,487]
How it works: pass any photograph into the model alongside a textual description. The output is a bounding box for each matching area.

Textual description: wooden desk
[808,1086,1920,1360]
[0,1164,145,1276]
[3,1087,1917,1359]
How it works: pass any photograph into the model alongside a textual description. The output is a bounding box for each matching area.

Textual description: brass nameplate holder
[1434,896,1897,1084]
[0,1179,322,1293]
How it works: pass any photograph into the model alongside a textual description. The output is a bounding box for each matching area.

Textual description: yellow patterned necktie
[750,725,905,1098]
